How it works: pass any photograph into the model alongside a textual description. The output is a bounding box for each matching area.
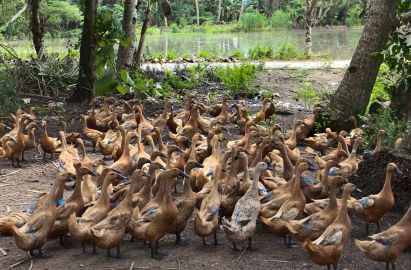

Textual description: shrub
[362,108,411,150]
[212,64,260,97]
[346,6,362,26]
[368,63,392,111]
[197,49,214,59]
[169,23,179,32]
[238,12,266,31]
[275,42,300,60]
[166,50,178,60]
[248,44,274,60]
[295,78,333,108]
[270,10,292,29]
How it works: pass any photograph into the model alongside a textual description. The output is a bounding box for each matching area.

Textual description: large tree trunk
[69,0,98,103]
[135,4,152,66]
[117,0,138,68]
[304,0,332,55]
[194,0,200,26]
[29,0,44,56]
[320,0,397,131]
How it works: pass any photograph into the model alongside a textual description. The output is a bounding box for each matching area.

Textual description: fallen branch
[9,254,38,268]
[0,247,7,256]
[0,4,28,32]
[236,247,248,263]
[1,169,21,177]
[176,257,181,270]
[129,261,135,270]
[28,252,33,270]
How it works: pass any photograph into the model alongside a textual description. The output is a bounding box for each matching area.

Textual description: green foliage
[169,23,179,32]
[166,50,178,60]
[212,63,260,97]
[346,6,362,27]
[197,49,214,59]
[238,12,266,31]
[295,78,333,108]
[231,49,244,60]
[248,44,274,60]
[43,0,82,37]
[368,64,392,110]
[0,68,22,117]
[362,108,411,150]
[275,42,301,60]
[270,10,292,29]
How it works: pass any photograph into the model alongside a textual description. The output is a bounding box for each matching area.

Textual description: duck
[127,169,182,259]
[354,203,411,270]
[221,162,271,250]
[279,133,300,165]
[58,131,80,175]
[80,114,104,152]
[329,138,361,179]
[304,128,337,154]
[10,172,72,256]
[59,121,81,145]
[167,106,179,134]
[194,164,222,246]
[131,170,154,210]
[295,107,321,141]
[136,105,154,138]
[3,117,26,167]
[260,161,309,246]
[76,138,101,170]
[153,101,172,133]
[272,140,294,181]
[227,122,256,150]
[22,122,37,161]
[89,169,139,258]
[287,176,347,242]
[303,183,357,270]
[68,170,127,253]
[49,164,98,243]
[198,95,228,117]
[109,129,136,176]
[40,120,60,159]
[285,120,303,150]
[306,161,338,200]
[168,161,204,245]
[373,129,387,153]
[353,163,402,234]
[0,212,30,236]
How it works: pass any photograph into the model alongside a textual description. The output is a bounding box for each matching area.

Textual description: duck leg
[391,262,396,270]
[175,233,188,245]
[106,249,111,257]
[16,158,21,168]
[332,263,337,270]
[285,235,298,248]
[92,244,98,254]
[43,151,46,160]
[116,245,122,259]
[386,262,390,270]
[81,242,86,253]
[365,223,370,235]
[376,220,381,232]
[213,232,219,245]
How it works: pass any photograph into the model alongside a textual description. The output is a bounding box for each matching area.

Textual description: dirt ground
[1,68,411,270]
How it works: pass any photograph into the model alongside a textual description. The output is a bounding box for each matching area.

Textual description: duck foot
[386,262,396,270]
[38,249,52,259]
[150,241,168,260]
[92,244,98,254]
[115,246,125,259]
[284,235,298,248]
[376,220,381,232]
[232,244,242,251]
[247,238,256,250]
[326,263,337,270]
[176,234,189,246]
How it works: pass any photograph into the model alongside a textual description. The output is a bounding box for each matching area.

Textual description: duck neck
[252,166,264,188]
[380,169,393,196]
[251,141,267,167]
[71,172,85,200]
[338,136,349,155]
[124,177,137,207]
[321,164,333,189]
[183,167,195,196]
[46,177,65,208]
[152,174,165,203]
[140,176,152,197]
[60,132,68,150]
[240,153,251,185]
[98,176,112,206]
[156,131,167,154]
[211,137,222,162]
[327,182,338,210]
[121,133,132,159]
[335,188,351,224]
[278,143,294,175]
[398,204,411,227]
[43,122,48,137]
[291,166,304,198]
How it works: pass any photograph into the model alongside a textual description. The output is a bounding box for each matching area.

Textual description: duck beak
[111,169,123,175]
[356,187,363,193]
[5,126,12,131]
[266,163,274,171]
[143,172,150,177]
[351,173,360,180]
[260,191,273,203]
[178,170,189,178]
[194,162,204,169]
[307,160,317,171]
[206,171,214,177]
[395,167,403,175]
[67,176,76,182]
[89,171,100,177]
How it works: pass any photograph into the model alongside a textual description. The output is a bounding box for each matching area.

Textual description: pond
[5,28,362,60]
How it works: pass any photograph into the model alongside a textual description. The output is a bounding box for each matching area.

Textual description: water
[5,28,362,60]
[144,28,362,60]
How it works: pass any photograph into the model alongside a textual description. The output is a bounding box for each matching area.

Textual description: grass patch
[295,78,333,108]
[238,12,266,31]
[248,44,274,60]
[211,63,262,97]
[275,42,301,60]
[270,10,292,29]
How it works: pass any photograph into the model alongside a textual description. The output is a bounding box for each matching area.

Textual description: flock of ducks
[0,96,410,269]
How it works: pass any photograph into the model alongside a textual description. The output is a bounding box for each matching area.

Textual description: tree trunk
[117,0,138,68]
[29,0,44,56]
[239,0,244,21]
[194,0,200,26]
[135,4,152,66]
[164,15,168,28]
[69,0,98,103]
[391,64,411,120]
[320,0,397,131]
[0,3,27,32]
[304,24,312,55]
[217,0,222,23]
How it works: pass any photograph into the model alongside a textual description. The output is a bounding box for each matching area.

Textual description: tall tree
[320,0,397,131]
[239,0,244,21]
[29,0,44,57]
[117,0,139,68]
[194,0,200,25]
[304,0,333,55]
[69,0,98,102]
[217,0,222,22]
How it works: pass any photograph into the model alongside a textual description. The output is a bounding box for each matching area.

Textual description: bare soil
[1,68,411,270]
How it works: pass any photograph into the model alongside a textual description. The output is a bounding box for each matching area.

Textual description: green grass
[238,12,266,32]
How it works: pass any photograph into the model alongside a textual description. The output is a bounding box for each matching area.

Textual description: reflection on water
[6,28,362,60]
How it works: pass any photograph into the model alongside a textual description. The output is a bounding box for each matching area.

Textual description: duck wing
[313,226,344,246]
